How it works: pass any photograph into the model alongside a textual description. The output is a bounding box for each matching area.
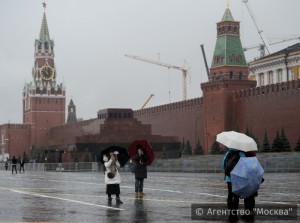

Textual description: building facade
[249,43,300,86]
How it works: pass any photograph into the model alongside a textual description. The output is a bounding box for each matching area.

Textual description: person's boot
[116,198,123,204]
[241,210,255,222]
[138,192,143,198]
[107,197,112,205]
[135,192,139,198]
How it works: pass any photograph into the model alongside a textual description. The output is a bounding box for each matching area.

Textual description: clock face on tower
[40,65,54,80]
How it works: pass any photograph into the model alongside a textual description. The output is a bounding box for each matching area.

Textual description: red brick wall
[24,96,65,148]
[134,98,205,152]
[201,80,257,151]
[135,80,299,154]
[233,80,300,148]
[0,124,31,158]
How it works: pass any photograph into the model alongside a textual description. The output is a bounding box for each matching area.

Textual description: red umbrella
[128,140,155,165]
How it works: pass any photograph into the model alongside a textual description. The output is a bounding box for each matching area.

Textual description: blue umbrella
[231,157,264,199]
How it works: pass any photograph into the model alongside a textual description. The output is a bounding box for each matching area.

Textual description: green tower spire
[221,8,234,22]
[209,7,248,81]
[39,12,50,42]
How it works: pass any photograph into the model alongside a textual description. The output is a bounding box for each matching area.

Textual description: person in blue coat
[222,148,245,222]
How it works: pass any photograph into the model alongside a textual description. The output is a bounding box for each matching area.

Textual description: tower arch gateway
[23,6,66,149]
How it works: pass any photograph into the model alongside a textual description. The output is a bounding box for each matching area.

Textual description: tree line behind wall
[209,127,300,154]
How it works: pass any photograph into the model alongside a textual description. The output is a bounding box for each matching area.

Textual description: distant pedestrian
[5,161,8,171]
[133,145,148,198]
[103,150,123,205]
[19,158,25,173]
[11,156,18,174]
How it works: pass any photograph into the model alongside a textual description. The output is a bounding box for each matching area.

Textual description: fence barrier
[0,154,299,173]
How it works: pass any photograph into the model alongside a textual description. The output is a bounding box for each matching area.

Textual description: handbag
[107,172,115,179]
[131,163,136,173]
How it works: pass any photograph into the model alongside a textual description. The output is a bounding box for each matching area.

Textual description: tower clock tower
[23,5,66,149]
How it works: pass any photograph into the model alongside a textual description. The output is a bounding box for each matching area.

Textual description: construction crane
[243,36,300,57]
[141,94,154,109]
[125,54,189,101]
[243,0,272,55]
[200,44,210,79]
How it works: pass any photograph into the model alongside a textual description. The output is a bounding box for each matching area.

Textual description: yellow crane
[141,94,154,109]
[125,54,190,101]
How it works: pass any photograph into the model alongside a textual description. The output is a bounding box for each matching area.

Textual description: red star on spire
[42,2,47,10]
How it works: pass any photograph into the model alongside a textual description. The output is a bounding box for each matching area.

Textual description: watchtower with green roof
[200,6,256,153]
[209,7,248,81]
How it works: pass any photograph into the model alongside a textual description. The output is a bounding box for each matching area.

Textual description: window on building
[288,69,294,81]
[230,72,234,80]
[239,72,243,80]
[268,71,274,84]
[259,73,264,86]
[277,69,283,83]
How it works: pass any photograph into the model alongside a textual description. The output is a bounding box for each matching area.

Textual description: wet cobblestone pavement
[0,171,299,222]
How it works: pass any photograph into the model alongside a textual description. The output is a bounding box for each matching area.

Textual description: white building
[248,43,300,86]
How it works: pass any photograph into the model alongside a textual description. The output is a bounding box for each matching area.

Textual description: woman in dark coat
[11,156,18,174]
[134,145,148,198]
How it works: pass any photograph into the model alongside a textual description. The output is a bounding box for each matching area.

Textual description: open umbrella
[128,140,155,165]
[216,131,258,152]
[231,157,264,199]
[100,146,130,168]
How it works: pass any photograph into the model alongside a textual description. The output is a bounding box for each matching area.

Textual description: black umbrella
[100,145,130,168]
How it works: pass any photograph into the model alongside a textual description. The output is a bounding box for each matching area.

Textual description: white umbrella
[216,131,258,152]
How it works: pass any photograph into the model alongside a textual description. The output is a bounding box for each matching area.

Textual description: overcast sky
[0,0,299,124]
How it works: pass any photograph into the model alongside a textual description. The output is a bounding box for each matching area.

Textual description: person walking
[11,156,18,174]
[19,158,25,173]
[5,161,8,171]
[103,150,123,205]
[133,145,148,198]
[222,148,245,222]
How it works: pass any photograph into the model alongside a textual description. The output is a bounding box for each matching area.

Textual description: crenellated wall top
[233,80,300,99]
[134,97,203,116]
[0,124,31,130]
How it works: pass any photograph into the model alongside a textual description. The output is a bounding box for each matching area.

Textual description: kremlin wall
[135,79,300,154]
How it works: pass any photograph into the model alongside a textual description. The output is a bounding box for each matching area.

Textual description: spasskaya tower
[23,3,66,149]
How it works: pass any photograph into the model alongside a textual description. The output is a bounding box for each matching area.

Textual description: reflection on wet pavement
[0,171,299,222]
